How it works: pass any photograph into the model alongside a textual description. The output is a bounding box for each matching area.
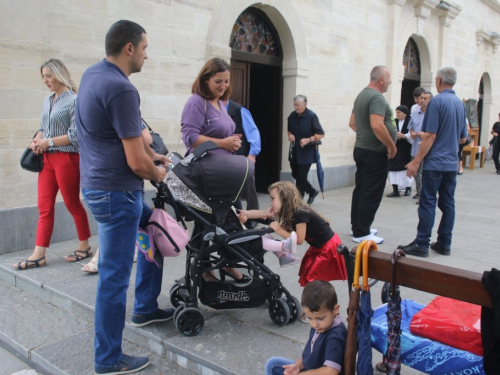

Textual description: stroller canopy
[172,149,253,226]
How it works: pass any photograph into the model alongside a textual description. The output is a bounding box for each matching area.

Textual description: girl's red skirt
[298,233,347,287]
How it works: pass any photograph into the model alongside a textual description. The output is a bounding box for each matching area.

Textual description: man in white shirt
[407,91,433,203]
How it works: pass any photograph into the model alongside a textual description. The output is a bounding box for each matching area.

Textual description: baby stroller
[155,142,301,337]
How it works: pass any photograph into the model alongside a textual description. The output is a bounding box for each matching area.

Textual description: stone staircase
[0,236,306,375]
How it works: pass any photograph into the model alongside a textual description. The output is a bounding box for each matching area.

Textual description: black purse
[142,118,168,155]
[304,139,322,148]
[20,147,43,172]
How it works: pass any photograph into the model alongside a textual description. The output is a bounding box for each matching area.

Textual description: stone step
[0,241,305,375]
[0,278,195,375]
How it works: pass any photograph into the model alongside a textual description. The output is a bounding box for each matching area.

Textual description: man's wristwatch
[48,138,54,147]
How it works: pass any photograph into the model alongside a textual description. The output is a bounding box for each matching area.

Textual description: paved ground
[0,157,498,374]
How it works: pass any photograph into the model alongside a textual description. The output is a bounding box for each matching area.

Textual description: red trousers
[36,152,91,247]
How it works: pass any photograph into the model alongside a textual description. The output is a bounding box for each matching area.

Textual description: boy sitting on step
[265,280,347,375]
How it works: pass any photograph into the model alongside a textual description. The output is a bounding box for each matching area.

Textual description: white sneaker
[282,232,297,254]
[352,234,384,244]
[278,253,301,268]
[350,228,378,236]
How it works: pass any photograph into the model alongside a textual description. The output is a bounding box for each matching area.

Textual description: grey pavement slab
[1,162,499,374]
[0,345,35,375]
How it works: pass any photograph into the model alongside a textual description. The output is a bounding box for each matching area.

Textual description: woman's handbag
[486,137,497,161]
[20,147,43,172]
[142,119,168,155]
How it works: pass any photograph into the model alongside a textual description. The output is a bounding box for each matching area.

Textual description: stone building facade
[0,0,498,213]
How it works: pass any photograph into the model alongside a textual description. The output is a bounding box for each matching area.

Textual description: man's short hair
[413,87,425,98]
[370,66,387,82]
[436,66,457,86]
[301,280,338,312]
[294,95,307,105]
[105,20,146,57]
[422,91,433,98]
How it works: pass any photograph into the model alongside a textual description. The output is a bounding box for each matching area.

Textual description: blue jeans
[82,189,157,368]
[265,357,295,375]
[415,170,457,249]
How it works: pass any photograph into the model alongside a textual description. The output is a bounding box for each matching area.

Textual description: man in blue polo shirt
[398,67,467,258]
[76,20,169,375]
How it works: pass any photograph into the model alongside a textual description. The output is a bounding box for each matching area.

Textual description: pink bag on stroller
[146,208,189,258]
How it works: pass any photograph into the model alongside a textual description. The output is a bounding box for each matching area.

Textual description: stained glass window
[230,11,280,57]
[403,38,420,76]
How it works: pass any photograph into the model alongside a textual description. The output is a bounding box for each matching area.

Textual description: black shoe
[430,241,451,256]
[307,189,319,205]
[397,242,429,258]
[404,187,412,196]
[387,191,400,197]
[413,194,420,199]
[131,308,174,327]
[497,170,500,175]
[95,354,150,374]
[416,199,419,205]
[220,269,253,285]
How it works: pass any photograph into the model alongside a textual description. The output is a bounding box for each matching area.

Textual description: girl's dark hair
[301,280,338,312]
[105,20,146,57]
[192,58,231,101]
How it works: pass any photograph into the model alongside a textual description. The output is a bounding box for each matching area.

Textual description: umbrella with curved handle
[356,241,378,375]
[344,243,364,375]
[383,249,406,375]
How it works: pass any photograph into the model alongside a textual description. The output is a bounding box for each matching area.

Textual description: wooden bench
[340,245,491,308]
[462,145,485,170]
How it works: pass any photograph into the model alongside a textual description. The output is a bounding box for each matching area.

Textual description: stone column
[385,0,407,106]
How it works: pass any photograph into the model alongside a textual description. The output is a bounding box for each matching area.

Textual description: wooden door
[230,60,249,107]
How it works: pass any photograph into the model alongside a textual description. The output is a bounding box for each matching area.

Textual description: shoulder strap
[142,118,153,132]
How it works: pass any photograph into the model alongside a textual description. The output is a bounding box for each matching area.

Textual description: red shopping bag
[409,296,483,356]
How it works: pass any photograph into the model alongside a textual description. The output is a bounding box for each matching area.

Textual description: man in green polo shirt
[348,65,397,244]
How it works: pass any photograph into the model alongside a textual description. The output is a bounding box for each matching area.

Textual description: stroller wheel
[286,296,302,324]
[173,303,186,322]
[269,298,290,326]
[176,307,205,337]
[170,285,186,308]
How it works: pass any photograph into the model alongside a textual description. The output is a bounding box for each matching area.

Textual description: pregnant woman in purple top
[181,58,242,155]
[181,58,251,285]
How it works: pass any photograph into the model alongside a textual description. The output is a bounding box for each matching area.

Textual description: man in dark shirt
[226,99,261,212]
[287,95,325,205]
[490,113,500,174]
[76,20,169,375]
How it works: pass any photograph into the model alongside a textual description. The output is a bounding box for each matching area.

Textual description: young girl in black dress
[242,181,347,321]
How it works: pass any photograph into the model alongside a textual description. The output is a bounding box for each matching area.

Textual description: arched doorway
[400,38,421,109]
[229,8,283,192]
